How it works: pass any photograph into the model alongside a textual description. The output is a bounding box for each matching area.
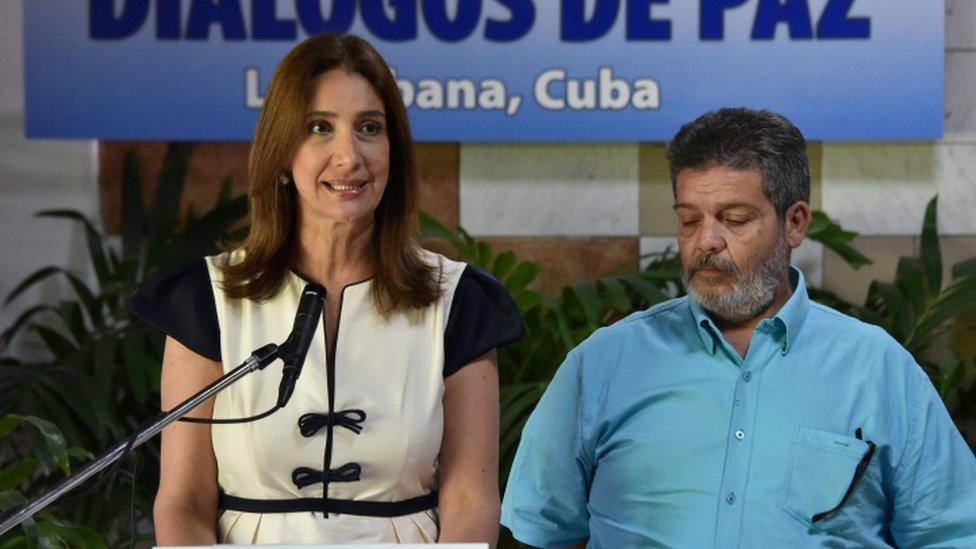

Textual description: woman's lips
[323,180,368,197]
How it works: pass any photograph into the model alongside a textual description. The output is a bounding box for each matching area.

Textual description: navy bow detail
[292,463,362,488]
[298,409,367,437]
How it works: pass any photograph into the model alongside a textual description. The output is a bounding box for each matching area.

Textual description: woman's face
[290,69,390,229]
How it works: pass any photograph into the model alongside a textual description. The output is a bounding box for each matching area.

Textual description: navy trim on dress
[128,259,222,362]
[219,491,439,517]
[443,265,526,377]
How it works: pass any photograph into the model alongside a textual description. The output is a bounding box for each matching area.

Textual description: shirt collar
[688,266,810,356]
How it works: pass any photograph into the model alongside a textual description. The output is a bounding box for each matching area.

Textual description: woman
[130,34,523,545]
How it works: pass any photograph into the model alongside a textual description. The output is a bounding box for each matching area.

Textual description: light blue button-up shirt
[501,268,976,547]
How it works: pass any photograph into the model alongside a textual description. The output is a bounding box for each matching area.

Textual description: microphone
[276,283,326,408]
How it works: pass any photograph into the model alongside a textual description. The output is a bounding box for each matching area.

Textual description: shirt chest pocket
[781,426,886,536]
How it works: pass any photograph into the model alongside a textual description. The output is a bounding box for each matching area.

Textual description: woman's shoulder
[204,248,246,274]
[418,248,467,289]
[128,257,222,361]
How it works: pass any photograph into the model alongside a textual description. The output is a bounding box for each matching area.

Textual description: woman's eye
[360,121,383,136]
[309,121,331,135]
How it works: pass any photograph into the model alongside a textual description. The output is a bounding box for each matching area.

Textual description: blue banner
[24,1,943,141]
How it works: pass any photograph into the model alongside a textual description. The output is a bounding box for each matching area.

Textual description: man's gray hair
[666,107,811,218]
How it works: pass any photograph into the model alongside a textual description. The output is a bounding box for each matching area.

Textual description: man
[500,108,976,547]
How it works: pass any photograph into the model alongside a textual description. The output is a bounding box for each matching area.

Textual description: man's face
[673,165,791,323]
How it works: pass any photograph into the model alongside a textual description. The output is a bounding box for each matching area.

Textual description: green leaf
[58,301,87,346]
[419,211,457,243]
[499,383,545,458]
[0,415,22,439]
[895,257,926,324]
[935,356,966,402]
[620,274,669,306]
[32,326,78,359]
[565,283,601,327]
[919,196,942,296]
[540,293,574,351]
[0,305,57,348]
[0,489,27,512]
[807,211,873,269]
[908,275,976,350]
[505,262,541,295]
[0,459,39,491]
[120,150,145,265]
[60,272,99,328]
[93,334,118,403]
[36,210,112,284]
[4,267,62,306]
[867,281,910,340]
[475,241,492,268]
[514,289,543,313]
[123,329,152,403]
[952,258,976,280]
[0,535,29,549]
[18,416,71,475]
[598,277,632,312]
[492,251,517,281]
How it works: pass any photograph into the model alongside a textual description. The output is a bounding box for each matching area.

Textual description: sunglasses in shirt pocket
[781,426,885,535]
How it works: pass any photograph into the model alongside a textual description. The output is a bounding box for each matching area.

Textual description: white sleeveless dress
[130,248,523,544]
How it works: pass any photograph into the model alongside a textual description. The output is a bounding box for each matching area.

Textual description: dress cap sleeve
[443,265,526,377]
[128,259,221,362]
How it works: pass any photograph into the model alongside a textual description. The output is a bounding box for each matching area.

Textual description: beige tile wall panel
[941,1,975,139]
[822,143,976,236]
[638,144,674,236]
[947,0,976,49]
[482,237,639,293]
[459,144,639,236]
[945,51,976,140]
[639,143,823,237]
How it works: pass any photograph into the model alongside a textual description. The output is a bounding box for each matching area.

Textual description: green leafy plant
[0,414,104,548]
[0,143,246,542]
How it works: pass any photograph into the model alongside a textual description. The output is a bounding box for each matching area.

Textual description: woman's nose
[330,130,362,172]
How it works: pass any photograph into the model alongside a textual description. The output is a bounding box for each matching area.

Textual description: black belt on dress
[219,490,438,517]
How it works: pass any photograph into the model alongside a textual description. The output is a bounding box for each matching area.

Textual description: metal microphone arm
[0,343,280,536]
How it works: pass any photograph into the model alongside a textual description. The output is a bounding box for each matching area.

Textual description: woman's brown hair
[221,33,441,314]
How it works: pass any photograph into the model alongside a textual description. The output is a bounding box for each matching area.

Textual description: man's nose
[696,218,726,254]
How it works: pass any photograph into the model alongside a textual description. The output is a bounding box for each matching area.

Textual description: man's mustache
[688,253,739,277]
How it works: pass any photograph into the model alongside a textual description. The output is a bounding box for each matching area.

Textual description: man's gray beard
[682,237,790,324]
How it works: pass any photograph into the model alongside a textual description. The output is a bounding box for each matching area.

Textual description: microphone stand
[0,342,280,535]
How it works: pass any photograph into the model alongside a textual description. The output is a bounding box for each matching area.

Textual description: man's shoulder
[805,300,902,348]
[803,301,926,382]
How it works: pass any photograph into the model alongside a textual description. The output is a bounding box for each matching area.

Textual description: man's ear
[785,201,812,249]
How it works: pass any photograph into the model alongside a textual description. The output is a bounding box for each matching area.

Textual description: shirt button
[726,492,737,505]
[734,430,745,440]
[743,371,752,382]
